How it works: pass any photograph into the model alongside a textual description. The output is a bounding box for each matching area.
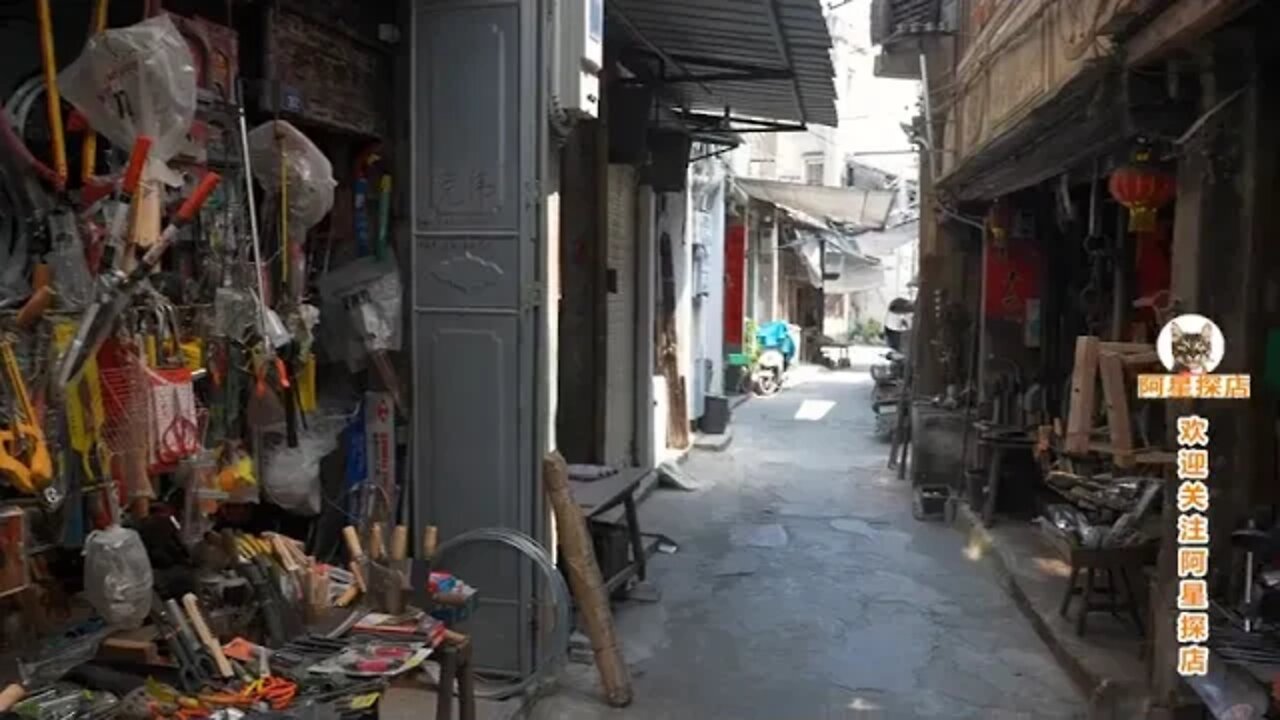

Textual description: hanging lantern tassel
[1109,163,1175,233]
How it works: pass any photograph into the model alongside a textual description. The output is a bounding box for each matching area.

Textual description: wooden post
[1065,336,1100,454]
[658,230,690,450]
[1097,351,1134,468]
[542,451,633,707]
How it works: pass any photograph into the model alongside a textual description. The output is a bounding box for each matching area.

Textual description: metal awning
[735,178,896,230]
[607,0,839,129]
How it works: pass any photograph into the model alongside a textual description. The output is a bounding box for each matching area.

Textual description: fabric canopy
[736,178,897,231]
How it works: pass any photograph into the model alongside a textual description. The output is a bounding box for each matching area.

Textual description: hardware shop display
[0,5,497,719]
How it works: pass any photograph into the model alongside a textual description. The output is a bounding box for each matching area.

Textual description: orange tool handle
[16,287,53,329]
[177,173,221,223]
[122,136,153,195]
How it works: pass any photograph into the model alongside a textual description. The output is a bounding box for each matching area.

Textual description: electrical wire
[433,527,571,701]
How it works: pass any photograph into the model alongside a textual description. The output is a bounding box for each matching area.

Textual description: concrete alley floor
[532,366,1086,720]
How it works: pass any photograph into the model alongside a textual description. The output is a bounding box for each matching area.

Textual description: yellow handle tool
[0,339,52,495]
[80,0,110,183]
[35,0,67,188]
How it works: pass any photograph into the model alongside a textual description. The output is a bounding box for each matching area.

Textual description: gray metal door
[410,0,544,676]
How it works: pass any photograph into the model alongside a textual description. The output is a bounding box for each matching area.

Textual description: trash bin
[700,395,730,434]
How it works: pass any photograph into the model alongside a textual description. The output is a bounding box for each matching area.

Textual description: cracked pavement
[531,367,1085,719]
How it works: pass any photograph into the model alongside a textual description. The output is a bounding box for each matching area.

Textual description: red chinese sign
[984,238,1040,322]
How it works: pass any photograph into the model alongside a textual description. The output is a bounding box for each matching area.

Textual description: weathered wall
[556,123,603,463]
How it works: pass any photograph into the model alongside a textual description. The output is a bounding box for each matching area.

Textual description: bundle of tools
[0,4,362,613]
[0,520,480,719]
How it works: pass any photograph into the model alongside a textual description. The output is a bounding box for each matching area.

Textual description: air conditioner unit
[552,0,604,120]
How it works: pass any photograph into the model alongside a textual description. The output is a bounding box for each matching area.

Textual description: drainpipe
[919,53,938,183]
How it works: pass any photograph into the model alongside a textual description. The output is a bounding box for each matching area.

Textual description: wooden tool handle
[342,526,365,560]
[0,683,26,712]
[16,287,53,329]
[335,585,359,608]
[423,526,438,560]
[390,526,408,561]
[182,593,233,679]
[369,523,385,561]
[348,560,367,593]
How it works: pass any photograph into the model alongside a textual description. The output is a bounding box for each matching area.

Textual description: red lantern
[1109,152,1175,233]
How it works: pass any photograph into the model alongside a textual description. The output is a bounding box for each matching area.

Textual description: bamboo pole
[542,451,632,707]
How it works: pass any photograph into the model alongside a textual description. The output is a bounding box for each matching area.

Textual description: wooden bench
[568,467,657,595]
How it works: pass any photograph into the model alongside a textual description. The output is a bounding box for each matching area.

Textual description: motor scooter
[751,321,796,397]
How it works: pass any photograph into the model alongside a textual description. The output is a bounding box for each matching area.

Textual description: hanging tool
[235,81,271,343]
[97,136,153,274]
[56,172,221,388]
[0,337,53,497]
[352,145,381,257]
[80,0,110,184]
[280,137,289,290]
[35,0,67,190]
[375,174,391,261]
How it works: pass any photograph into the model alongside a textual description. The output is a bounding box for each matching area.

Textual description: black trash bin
[700,395,731,434]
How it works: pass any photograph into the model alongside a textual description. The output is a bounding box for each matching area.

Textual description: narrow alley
[535,367,1084,720]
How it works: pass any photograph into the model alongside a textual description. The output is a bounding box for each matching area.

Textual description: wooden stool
[1057,542,1157,638]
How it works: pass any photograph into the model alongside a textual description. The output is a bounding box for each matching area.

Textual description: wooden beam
[1099,341,1155,354]
[1121,351,1161,367]
[1125,0,1254,68]
[1099,0,1163,35]
[1098,352,1135,469]
[1066,337,1101,454]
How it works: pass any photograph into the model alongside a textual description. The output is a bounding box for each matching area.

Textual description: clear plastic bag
[83,525,153,628]
[46,208,94,310]
[247,120,336,232]
[262,416,345,515]
[58,15,197,187]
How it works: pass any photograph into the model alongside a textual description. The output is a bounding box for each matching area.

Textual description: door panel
[410,0,540,676]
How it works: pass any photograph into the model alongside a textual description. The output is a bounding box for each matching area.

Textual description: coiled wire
[434,527,570,701]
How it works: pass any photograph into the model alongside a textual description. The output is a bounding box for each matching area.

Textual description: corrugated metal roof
[608,0,839,127]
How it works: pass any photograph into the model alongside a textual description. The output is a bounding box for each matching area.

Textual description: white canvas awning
[736,178,897,230]
[854,220,918,257]
[790,226,883,292]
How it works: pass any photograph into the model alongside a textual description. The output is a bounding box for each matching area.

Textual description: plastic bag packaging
[316,257,403,370]
[58,15,197,187]
[46,209,94,310]
[247,120,336,232]
[83,525,153,628]
[180,452,226,548]
[262,416,346,515]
